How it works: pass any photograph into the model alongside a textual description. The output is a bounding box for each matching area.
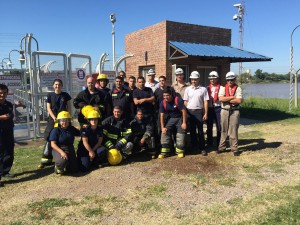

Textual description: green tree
[255,69,265,80]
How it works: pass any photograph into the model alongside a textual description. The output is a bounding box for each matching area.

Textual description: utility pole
[110,13,116,71]
[233,1,245,76]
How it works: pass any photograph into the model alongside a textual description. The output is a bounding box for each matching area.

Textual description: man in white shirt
[145,69,159,93]
[183,71,209,156]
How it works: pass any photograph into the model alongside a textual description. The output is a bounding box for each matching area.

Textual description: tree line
[239,69,291,84]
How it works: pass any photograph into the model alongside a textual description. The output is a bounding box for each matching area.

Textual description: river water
[242,83,300,99]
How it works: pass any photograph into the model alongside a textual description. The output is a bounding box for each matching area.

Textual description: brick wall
[125,21,167,79]
[125,20,231,83]
[166,20,231,45]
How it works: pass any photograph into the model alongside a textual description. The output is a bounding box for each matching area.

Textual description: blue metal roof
[169,41,272,62]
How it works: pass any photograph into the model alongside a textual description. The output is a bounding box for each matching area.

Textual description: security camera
[110,13,116,23]
[233,14,239,20]
[233,3,241,7]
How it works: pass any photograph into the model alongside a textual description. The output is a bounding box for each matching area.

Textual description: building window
[196,66,217,86]
[140,66,155,79]
[172,65,189,83]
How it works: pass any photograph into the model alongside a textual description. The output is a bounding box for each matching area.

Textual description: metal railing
[13,89,48,138]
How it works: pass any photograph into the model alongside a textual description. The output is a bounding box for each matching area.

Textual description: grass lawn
[1,97,300,225]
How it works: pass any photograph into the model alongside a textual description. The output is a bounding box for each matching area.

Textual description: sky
[1,0,300,75]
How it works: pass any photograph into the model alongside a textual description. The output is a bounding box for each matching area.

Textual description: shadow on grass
[239,138,282,152]
[4,166,96,183]
[240,108,299,122]
[14,140,29,146]
[4,166,54,185]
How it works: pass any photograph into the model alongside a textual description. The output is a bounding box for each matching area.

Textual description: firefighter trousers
[161,117,186,154]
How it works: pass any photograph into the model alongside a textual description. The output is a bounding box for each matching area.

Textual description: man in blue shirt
[159,88,187,158]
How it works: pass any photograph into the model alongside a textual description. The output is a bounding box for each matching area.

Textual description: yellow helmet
[87,110,101,119]
[81,105,94,118]
[107,149,122,165]
[97,73,108,80]
[57,111,72,120]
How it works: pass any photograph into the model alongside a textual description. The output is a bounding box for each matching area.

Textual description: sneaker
[177,153,185,158]
[201,150,208,156]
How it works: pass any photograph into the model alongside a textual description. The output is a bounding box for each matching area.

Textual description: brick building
[125,20,271,85]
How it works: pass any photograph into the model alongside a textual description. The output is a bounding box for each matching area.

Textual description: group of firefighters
[0,67,243,184]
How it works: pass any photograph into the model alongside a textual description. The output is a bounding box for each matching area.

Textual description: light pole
[1,58,10,72]
[290,24,300,111]
[20,34,40,71]
[233,1,245,76]
[110,13,116,71]
[7,49,25,69]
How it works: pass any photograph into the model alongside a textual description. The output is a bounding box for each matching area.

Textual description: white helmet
[225,71,237,80]
[147,69,156,76]
[190,71,200,79]
[208,71,219,79]
[175,68,184,75]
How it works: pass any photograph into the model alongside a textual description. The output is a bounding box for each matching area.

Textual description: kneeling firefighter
[77,110,107,172]
[130,109,156,157]
[101,105,133,165]
[49,111,80,175]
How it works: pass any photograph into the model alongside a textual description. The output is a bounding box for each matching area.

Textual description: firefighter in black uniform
[96,73,112,120]
[0,84,15,186]
[101,106,133,161]
[49,111,80,175]
[111,76,134,121]
[159,88,187,158]
[74,76,105,126]
[130,109,155,156]
[39,79,72,168]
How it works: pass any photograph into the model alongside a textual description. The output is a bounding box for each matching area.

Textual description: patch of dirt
[149,156,228,175]
[2,119,300,224]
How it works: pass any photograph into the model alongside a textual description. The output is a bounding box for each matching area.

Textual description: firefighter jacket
[73,88,105,124]
[98,87,112,118]
[130,117,153,141]
[111,88,134,119]
[101,116,132,149]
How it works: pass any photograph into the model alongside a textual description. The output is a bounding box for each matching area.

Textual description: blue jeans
[77,146,107,172]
